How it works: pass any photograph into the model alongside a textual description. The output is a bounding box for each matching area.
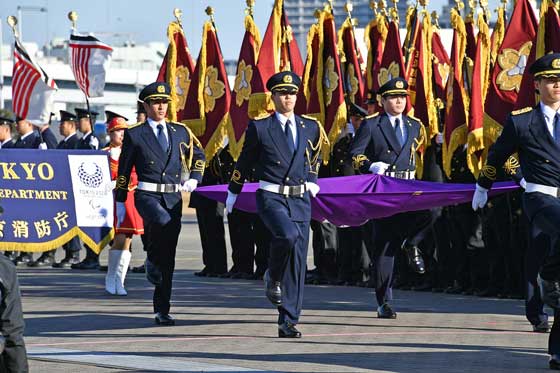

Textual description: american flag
[12,38,57,125]
[69,33,113,98]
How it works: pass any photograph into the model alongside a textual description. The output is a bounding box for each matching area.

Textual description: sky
[1,0,505,61]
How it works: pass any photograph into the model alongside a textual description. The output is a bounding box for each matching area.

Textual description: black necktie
[554,113,560,143]
[285,120,295,154]
[395,118,404,147]
[157,124,168,152]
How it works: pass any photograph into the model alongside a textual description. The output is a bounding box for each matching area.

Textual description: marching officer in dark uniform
[0,255,28,372]
[349,77,431,319]
[116,82,205,325]
[72,108,102,270]
[472,53,560,370]
[226,71,324,338]
[0,116,14,149]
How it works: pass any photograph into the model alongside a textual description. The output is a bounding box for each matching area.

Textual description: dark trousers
[551,308,560,355]
[258,200,310,325]
[146,203,182,314]
[372,210,432,305]
[337,225,370,283]
[227,210,271,274]
[524,226,550,326]
[195,201,227,274]
[310,220,338,280]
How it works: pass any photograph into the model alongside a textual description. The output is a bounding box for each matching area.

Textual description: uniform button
[286,177,290,181]
[387,150,390,153]
[339,160,343,164]
[392,166,396,170]
[162,172,166,176]
[175,174,179,177]
[277,161,281,165]
[460,167,465,172]
[299,179,304,183]
[545,159,550,163]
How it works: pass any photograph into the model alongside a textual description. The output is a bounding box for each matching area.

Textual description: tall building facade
[284,0,411,57]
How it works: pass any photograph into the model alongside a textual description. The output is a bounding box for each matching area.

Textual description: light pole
[16,5,47,42]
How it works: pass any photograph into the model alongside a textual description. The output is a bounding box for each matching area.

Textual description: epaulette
[253,113,272,121]
[511,107,532,116]
[365,112,380,120]
[301,114,320,123]
[128,122,143,130]
[406,114,423,125]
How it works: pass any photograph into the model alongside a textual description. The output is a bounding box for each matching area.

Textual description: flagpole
[68,11,93,127]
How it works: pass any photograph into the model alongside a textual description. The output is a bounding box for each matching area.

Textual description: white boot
[115,250,131,296]
[105,249,119,295]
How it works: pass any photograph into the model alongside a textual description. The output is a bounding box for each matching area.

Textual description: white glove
[305,182,320,197]
[520,178,527,189]
[180,179,198,192]
[226,191,238,214]
[116,202,126,228]
[369,161,390,175]
[109,147,121,161]
[435,133,444,145]
[38,142,48,150]
[471,184,488,211]
[89,136,99,149]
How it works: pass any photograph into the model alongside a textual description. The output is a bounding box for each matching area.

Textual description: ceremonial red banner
[338,16,365,107]
[364,10,387,102]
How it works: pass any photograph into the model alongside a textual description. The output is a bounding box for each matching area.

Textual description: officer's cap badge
[396,81,404,89]
[553,59,560,69]
[283,75,293,83]
[157,85,165,93]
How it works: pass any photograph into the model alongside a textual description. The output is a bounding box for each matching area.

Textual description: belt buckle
[278,185,288,196]
[165,184,176,193]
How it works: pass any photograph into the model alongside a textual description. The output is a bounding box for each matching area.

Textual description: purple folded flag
[195,174,519,227]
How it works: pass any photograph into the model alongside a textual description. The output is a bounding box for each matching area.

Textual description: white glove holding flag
[520,178,527,189]
[116,202,126,227]
[369,161,390,175]
[89,136,99,149]
[306,182,320,197]
[109,147,121,161]
[38,142,48,150]
[226,191,238,214]
[471,184,488,211]
[180,179,198,193]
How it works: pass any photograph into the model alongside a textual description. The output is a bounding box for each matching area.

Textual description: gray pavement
[16,216,554,372]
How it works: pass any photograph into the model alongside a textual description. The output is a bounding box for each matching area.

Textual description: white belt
[259,180,307,196]
[137,181,180,193]
[525,182,560,197]
[385,170,415,180]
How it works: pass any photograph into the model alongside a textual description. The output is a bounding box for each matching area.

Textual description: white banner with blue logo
[0,149,114,253]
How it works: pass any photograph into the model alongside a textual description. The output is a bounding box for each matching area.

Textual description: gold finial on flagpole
[370,0,377,14]
[67,11,78,31]
[173,8,183,28]
[378,0,388,16]
[245,0,255,17]
[7,16,18,38]
[431,11,440,27]
[344,2,353,14]
[419,0,428,8]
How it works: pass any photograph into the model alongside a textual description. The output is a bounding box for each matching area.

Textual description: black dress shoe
[13,253,33,266]
[194,268,210,277]
[52,256,80,268]
[154,313,175,326]
[132,264,146,273]
[533,320,550,333]
[71,258,100,270]
[264,270,282,306]
[145,259,162,286]
[278,322,301,338]
[402,240,425,274]
[377,303,397,319]
[97,265,108,272]
[27,253,55,267]
[550,355,560,370]
[4,251,18,261]
[538,275,560,308]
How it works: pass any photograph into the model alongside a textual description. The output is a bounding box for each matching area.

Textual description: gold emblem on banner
[496,41,532,92]
[234,60,253,107]
[175,66,191,111]
[437,62,450,88]
[346,64,359,102]
[324,56,339,106]
[204,66,225,113]
[378,61,400,88]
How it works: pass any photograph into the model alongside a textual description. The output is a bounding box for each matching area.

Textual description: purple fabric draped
[195,175,519,227]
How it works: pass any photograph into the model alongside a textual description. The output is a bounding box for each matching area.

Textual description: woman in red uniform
[104,115,144,295]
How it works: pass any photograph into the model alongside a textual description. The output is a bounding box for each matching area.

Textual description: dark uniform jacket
[75,132,100,150]
[349,112,424,174]
[14,128,57,149]
[329,133,355,177]
[478,105,559,220]
[0,255,28,372]
[116,121,205,225]
[228,113,323,222]
[56,133,80,149]
[0,139,14,149]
